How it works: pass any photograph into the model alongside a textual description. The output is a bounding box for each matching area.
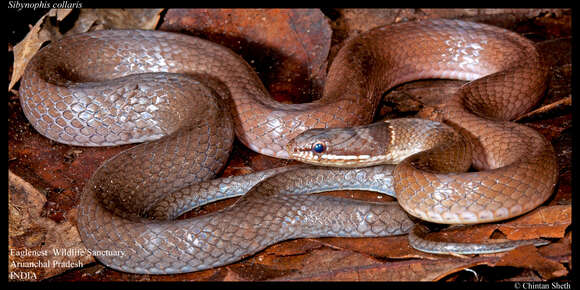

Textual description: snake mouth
[286,143,318,164]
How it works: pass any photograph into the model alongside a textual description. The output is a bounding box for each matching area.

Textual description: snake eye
[312,142,325,153]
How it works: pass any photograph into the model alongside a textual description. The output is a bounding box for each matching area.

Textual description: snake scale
[18,19,558,274]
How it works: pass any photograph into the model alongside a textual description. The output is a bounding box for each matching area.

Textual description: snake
[17,19,558,274]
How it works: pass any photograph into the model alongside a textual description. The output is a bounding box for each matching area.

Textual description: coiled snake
[18,19,558,274]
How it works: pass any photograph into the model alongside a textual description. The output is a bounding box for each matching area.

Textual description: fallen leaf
[276,256,501,281]
[160,8,332,103]
[9,8,163,92]
[269,247,383,280]
[67,8,163,32]
[8,170,94,281]
[9,9,70,91]
[221,268,248,281]
[496,245,568,280]
[538,238,572,260]
[499,205,571,240]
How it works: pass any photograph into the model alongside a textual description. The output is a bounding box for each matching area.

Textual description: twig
[515,96,571,121]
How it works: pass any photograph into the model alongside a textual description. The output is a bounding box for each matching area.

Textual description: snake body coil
[18,19,558,274]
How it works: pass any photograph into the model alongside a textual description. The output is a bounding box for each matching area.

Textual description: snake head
[286,123,393,168]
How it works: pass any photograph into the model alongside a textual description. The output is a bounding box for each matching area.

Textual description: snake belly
[17,19,557,274]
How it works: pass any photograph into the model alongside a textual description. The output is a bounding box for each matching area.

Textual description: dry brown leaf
[268,242,570,281]
[160,8,331,104]
[538,238,572,260]
[271,247,382,279]
[9,9,71,91]
[496,245,568,280]
[221,268,248,281]
[499,205,571,240]
[9,8,163,92]
[67,8,163,33]
[8,170,94,281]
[277,256,499,281]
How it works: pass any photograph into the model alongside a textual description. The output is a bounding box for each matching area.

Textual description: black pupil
[313,143,324,153]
